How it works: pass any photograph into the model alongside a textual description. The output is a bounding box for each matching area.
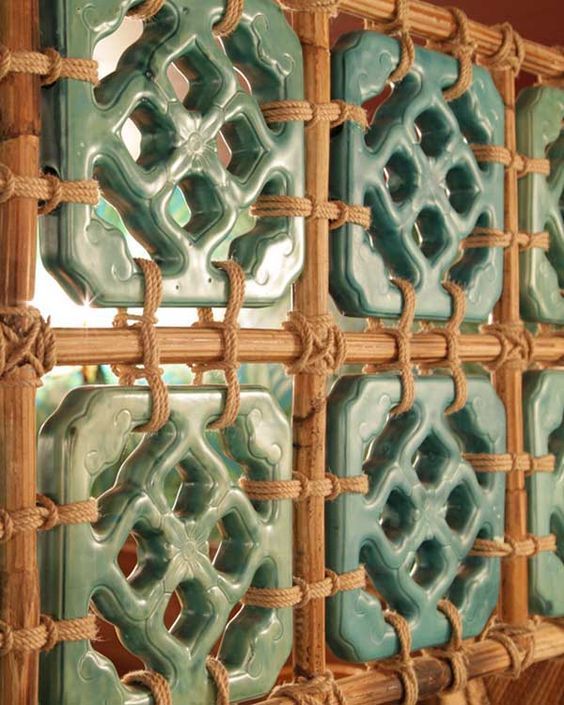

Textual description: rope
[0,45,98,85]
[0,306,55,386]
[470,144,551,177]
[112,259,169,433]
[481,322,535,371]
[243,568,366,609]
[0,495,99,544]
[127,0,164,20]
[462,228,550,251]
[191,260,245,430]
[206,657,230,705]
[240,472,368,501]
[365,278,415,416]
[479,22,525,75]
[252,195,372,230]
[283,312,346,375]
[470,534,556,558]
[270,672,348,705]
[214,0,245,37]
[429,600,469,694]
[0,164,99,215]
[439,7,476,101]
[463,453,555,474]
[0,614,97,656]
[261,100,368,130]
[480,619,536,680]
[279,0,342,16]
[365,0,415,83]
[122,671,172,705]
[418,282,467,415]
[380,611,419,705]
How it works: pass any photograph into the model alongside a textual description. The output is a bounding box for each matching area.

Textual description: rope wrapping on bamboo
[280,0,341,16]
[0,495,98,544]
[479,618,536,680]
[470,534,557,558]
[478,22,525,74]
[0,614,97,656]
[462,228,550,251]
[0,306,55,386]
[283,312,346,375]
[270,672,348,705]
[0,45,98,85]
[378,611,419,705]
[240,471,369,502]
[481,322,535,371]
[112,259,169,433]
[261,100,368,130]
[418,282,467,415]
[191,260,245,430]
[206,657,230,705]
[252,195,372,230]
[0,164,100,215]
[365,0,415,83]
[471,144,551,177]
[122,671,172,705]
[429,7,476,101]
[365,278,415,416]
[426,600,469,694]
[243,567,366,609]
[463,453,555,474]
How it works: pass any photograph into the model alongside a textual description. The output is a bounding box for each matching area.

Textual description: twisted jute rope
[365,0,415,83]
[280,0,341,16]
[252,195,372,231]
[261,100,368,130]
[471,144,551,178]
[462,228,550,251]
[122,671,172,705]
[0,45,98,85]
[481,322,535,371]
[192,260,245,430]
[0,614,97,656]
[243,567,366,609]
[479,617,536,680]
[112,259,169,433]
[463,452,555,474]
[379,611,418,705]
[128,0,243,36]
[426,600,469,694]
[240,471,368,502]
[420,282,467,414]
[470,534,556,558]
[0,164,100,216]
[365,278,415,416]
[270,671,348,705]
[0,494,98,544]
[206,657,230,705]
[0,306,55,387]
[478,22,525,75]
[430,7,476,101]
[283,312,346,375]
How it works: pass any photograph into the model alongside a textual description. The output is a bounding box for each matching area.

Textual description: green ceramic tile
[38,386,292,705]
[326,374,505,662]
[39,0,304,307]
[517,86,564,324]
[330,32,505,321]
[523,371,564,616]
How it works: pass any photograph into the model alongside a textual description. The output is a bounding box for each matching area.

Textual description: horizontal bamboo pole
[339,0,564,79]
[266,621,564,705]
[52,328,564,367]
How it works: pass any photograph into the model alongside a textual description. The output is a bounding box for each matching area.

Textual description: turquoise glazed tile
[326,375,505,661]
[330,32,505,321]
[38,386,292,705]
[40,0,304,307]
[523,371,564,616]
[517,87,564,323]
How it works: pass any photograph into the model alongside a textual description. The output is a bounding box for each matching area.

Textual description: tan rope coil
[365,278,415,416]
[0,45,98,85]
[206,657,230,705]
[482,322,535,371]
[434,7,476,101]
[283,312,346,375]
[127,0,164,20]
[470,144,551,177]
[462,228,550,251]
[214,0,245,37]
[479,22,525,75]
[270,672,348,705]
[0,164,100,215]
[380,611,419,705]
[261,100,368,130]
[280,0,341,16]
[0,614,97,656]
[122,671,172,705]
[0,306,55,386]
[479,619,536,680]
[243,567,366,609]
[240,472,368,502]
[470,534,557,558]
[366,0,415,83]
[192,260,245,430]
[428,600,469,694]
[463,453,555,474]
[252,195,372,230]
[112,258,169,433]
[0,495,99,544]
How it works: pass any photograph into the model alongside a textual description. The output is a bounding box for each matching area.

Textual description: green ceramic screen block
[523,371,564,616]
[517,87,564,324]
[40,0,304,307]
[330,32,505,321]
[326,375,506,662]
[38,386,292,705]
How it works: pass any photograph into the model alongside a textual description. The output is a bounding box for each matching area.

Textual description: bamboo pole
[0,0,41,703]
[339,0,564,79]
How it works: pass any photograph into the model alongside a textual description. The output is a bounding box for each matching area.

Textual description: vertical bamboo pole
[491,68,528,624]
[290,9,331,678]
[0,1,41,704]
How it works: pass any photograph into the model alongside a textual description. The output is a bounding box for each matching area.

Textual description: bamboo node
[0,45,98,85]
[0,306,56,386]
[122,670,172,705]
[0,614,97,655]
[283,312,347,375]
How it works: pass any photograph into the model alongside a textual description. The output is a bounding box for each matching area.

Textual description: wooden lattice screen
[0,1,563,704]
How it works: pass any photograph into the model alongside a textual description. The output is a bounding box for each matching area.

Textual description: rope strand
[0,614,97,656]
[122,671,172,705]
[0,45,98,85]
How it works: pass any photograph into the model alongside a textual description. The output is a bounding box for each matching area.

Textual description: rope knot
[40,615,59,653]
[0,620,14,657]
[122,670,172,705]
[271,670,348,705]
[0,508,15,544]
[280,0,341,17]
[483,322,535,370]
[284,312,346,375]
[0,306,56,386]
[37,493,59,532]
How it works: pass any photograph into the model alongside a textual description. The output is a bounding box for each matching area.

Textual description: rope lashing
[279,0,342,16]
[470,534,557,558]
[462,228,550,251]
[479,22,525,74]
[283,312,347,375]
[481,322,535,371]
[365,0,415,83]
[0,614,97,656]
[261,100,368,130]
[240,472,369,502]
[0,306,55,386]
[429,600,469,693]
[0,45,98,85]
[191,260,245,430]
[439,7,476,101]
[112,258,169,433]
[270,671,349,705]
[471,144,551,177]
[479,618,536,680]
[463,453,555,474]
[380,611,419,705]
[122,671,172,705]
[252,195,372,230]
[206,657,230,705]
